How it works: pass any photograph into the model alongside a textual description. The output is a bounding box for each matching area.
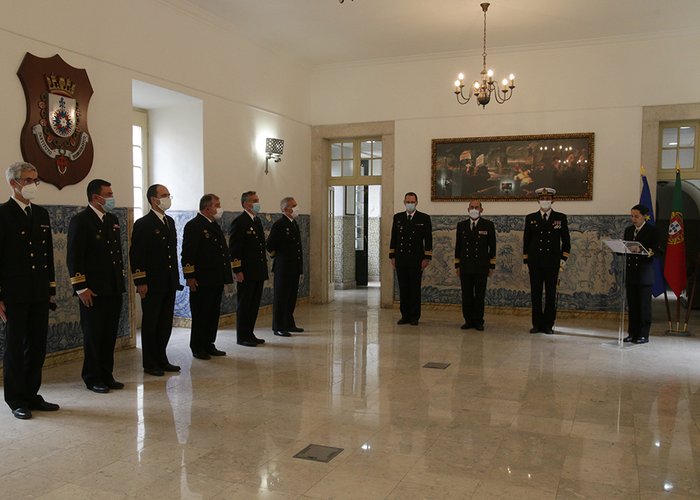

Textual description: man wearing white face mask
[67,179,126,393]
[389,192,433,326]
[230,191,268,347]
[523,187,570,335]
[0,162,58,419]
[130,184,183,376]
[266,197,304,337]
[181,193,233,359]
[454,200,496,331]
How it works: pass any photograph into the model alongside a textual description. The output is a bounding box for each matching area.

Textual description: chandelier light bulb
[474,81,480,89]
[501,78,508,86]
[458,73,465,81]
[487,69,494,77]
[509,74,515,81]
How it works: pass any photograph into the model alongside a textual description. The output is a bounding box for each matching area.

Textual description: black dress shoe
[475,324,485,331]
[12,408,32,420]
[623,336,634,343]
[237,340,257,347]
[207,347,227,356]
[289,327,304,333]
[542,328,554,335]
[632,337,649,344]
[274,331,292,337]
[254,337,265,345]
[193,351,211,360]
[107,380,125,390]
[29,400,59,411]
[87,384,110,394]
[162,363,181,372]
[397,318,410,325]
[144,367,165,376]
[529,327,540,334]
[460,323,470,330]
[410,320,419,326]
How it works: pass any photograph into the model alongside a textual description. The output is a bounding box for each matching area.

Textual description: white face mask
[20,183,38,201]
[538,200,552,211]
[468,208,480,220]
[214,207,224,219]
[291,206,300,218]
[157,197,171,211]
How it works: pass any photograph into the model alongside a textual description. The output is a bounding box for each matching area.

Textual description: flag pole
[682,252,700,333]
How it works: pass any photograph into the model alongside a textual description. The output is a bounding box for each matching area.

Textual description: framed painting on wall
[431,132,594,201]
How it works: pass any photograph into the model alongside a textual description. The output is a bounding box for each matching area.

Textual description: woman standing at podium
[624,204,660,344]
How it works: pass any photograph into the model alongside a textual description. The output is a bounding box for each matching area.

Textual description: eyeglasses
[16,177,40,186]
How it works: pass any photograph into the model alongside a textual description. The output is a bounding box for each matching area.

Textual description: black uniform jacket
[266,215,302,275]
[0,198,56,303]
[624,223,659,286]
[130,210,182,293]
[181,213,233,287]
[67,206,126,295]
[229,212,268,281]
[523,210,571,267]
[389,210,433,267]
[454,217,496,274]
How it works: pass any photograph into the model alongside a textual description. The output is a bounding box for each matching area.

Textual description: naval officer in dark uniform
[181,193,233,359]
[67,179,126,393]
[0,162,58,419]
[623,204,659,344]
[389,192,432,325]
[454,200,496,331]
[230,191,268,347]
[523,187,570,335]
[266,196,303,337]
[130,184,183,376]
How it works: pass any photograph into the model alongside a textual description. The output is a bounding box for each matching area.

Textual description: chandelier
[453,2,515,108]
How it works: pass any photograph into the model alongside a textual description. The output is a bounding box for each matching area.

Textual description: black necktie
[471,221,476,232]
[163,216,169,230]
[543,213,548,222]
[408,214,412,221]
[25,205,32,218]
[634,228,639,239]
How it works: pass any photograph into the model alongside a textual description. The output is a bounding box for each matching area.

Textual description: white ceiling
[171,0,700,67]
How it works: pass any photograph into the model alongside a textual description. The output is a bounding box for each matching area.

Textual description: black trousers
[460,271,488,326]
[140,290,176,369]
[272,270,300,332]
[3,300,49,410]
[80,294,122,387]
[626,284,652,340]
[396,264,422,322]
[189,285,223,353]
[528,265,559,330]
[237,279,264,342]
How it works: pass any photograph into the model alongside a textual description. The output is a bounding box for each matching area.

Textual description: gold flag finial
[676,156,681,173]
[640,165,646,176]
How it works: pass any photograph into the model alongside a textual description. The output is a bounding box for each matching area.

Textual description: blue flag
[640,172,666,296]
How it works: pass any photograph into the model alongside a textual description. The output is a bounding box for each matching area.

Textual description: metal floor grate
[293,444,344,463]
[423,362,450,369]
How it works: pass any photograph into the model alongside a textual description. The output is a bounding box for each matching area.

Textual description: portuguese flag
[663,167,686,296]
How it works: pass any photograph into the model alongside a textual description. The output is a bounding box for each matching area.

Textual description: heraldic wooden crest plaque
[17,53,94,190]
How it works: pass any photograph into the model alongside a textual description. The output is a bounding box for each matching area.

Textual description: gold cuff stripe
[132,271,146,279]
[424,250,433,255]
[269,251,276,257]
[562,252,570,258]
[454,258,461,263]
[183,264,195,274]
[232,259,242,267]
[49,282,57,287]
[490,258,496,264]
[70,273,86,285]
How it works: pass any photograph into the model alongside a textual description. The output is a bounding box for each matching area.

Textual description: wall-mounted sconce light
[265,138,284,174]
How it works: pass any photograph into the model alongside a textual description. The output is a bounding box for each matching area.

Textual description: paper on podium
[603,239,649,256]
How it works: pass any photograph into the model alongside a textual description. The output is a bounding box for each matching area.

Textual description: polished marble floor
[2,289,700,499]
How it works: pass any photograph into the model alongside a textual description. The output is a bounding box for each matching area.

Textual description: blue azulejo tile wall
[401,214,629,313]
[0,206,131,360]
[168,211,310,320]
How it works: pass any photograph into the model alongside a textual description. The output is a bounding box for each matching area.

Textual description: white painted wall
[309,33,700,216]
[0,0,311,211]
